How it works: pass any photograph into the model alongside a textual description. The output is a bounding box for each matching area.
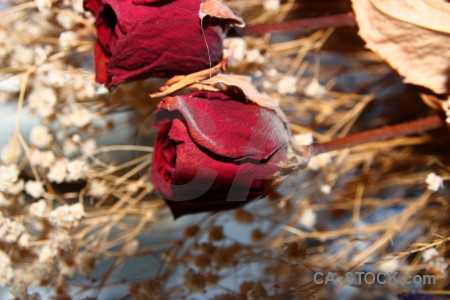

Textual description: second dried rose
[151,91,288,218]
[84,0,225,88]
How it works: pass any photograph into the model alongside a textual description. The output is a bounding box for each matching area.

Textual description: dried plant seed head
[76,251,96,275]
[246,281,268,299]
[208,225,225,242]
[250,228,266,242]
[205,273,220,286]
[183,268,206,293]
[213,247,235,268]
[129,279,163,300]
[280,242,307,266]
[239,281,255,295]
[124,239,140,257]
[184,225,200,239]
[194,254,212,270]
[200,243,216,255]
[234,209,254,224]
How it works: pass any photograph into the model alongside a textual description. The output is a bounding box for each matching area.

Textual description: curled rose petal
[201,74,279,107]
[151,91,288,218]
[84,0,233,88]
[199,0,245,28]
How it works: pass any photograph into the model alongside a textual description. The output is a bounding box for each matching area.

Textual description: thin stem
[311,115,446,155]
[237,12,356,36]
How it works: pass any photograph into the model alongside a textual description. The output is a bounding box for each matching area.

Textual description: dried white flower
[267,68,279,78]
[88,179,107,198]
[30,125,53,148]
[0,164,21,193]
[28,87,57,118]
[38,245,56,262]
[25,180,45,199]
[1,139,22,164]
[378,256,399,273]
[422,248,440,262]
[0,164,19,183]
[66,159,88,181]
[71,0,84,13]
[29,149,55,169]
[292,133,314,146]
[0,192,13,207]
[47,159,68,183]
[56,11,76,29]
[34,46,52,65]
[263,0,280,13]
[308,152,333,171]
[82,139,96,155]
[18,233,30,247]
[0,214,26,243]
[298,209,316,229]
[72,75,96,99]
[277,75,297,95]
[59,31,78,50]
[34,0,52,11]
[3,180,25,195]
[71,134,81,143]
[11,46,34,66]
[50,229,74,252]
[38,62,66,88]
[49,203,85,227]
[124,239,140,257]
[422,248,448,277]
[224,38,247,61]
[305,78,326,98]
[425,172,444,192]
[245,49,265,64]
[0,250,13,286]
[63,138,78,156]
[320,184,332,194]
[60,107,96,128]
[29,199,48,217]
[262,80,272,90]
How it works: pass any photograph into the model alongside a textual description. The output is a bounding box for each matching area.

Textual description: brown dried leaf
[371,0,450,33]
[201,74,279,107]
[351,0,450,94]
[149,63,223,98]
[199,0,245,28]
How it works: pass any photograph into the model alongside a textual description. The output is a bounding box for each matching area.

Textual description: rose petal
[199,0,245,28]
[151,91,288,217]
[84,0,227,87]
[155,91,287,161]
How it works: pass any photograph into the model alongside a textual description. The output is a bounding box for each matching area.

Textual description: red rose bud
[84,0,225,88]
[151,91,288,218]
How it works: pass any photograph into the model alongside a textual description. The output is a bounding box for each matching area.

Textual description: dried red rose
[151,91,288,218]
[84,0,225,87]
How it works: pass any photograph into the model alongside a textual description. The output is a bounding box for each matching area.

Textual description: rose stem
[311,115,446,156]
[237,12,356,36]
